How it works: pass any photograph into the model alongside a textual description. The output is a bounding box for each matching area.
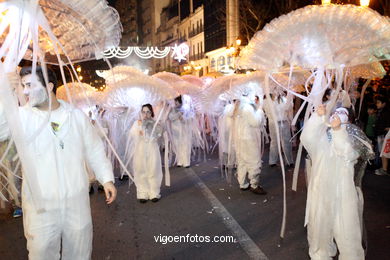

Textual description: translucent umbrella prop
[0,0,121,212]
[103,68,177,185]
[237,4,390,239]
[56,82,103,113]
[153,72,205,111]
[96,65,147,86]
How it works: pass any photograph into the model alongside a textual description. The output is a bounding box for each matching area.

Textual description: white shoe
[375,169,389,176]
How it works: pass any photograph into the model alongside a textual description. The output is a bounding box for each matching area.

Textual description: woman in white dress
[130,104,163,203]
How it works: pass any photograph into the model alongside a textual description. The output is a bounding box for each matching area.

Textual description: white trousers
[23,200,92,260]
[236,139,261,189]
[237,163,260,189]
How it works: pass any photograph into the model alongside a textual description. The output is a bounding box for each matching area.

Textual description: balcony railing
[189,52,205,61]
[189,27,204,38]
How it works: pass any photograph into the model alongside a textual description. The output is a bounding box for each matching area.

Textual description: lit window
[211,58,216,69]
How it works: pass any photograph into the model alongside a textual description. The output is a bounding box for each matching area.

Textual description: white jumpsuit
[130,120,163,200]
[168,108,192,167]
[0,100,114,260]
[300,113,364,260]
[230,103,264,189]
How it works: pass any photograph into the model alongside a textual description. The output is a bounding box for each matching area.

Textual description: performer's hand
[316,104,326,116]
[137,120,142,126]
[103,181,117,204]
[139,130,143,136]
[330,115,341,130]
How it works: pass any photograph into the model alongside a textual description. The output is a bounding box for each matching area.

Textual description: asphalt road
[0,150,389,260]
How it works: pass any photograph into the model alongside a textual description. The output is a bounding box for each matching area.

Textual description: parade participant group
[0,1,389,260]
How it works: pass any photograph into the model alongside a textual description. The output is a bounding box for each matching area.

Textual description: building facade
[115,0,139,45]
[180,2,206,76]
[155,0,180,73]
[204,0,240,75]
[115,0,240,75]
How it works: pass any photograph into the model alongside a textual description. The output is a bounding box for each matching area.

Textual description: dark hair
[142,104,154,118]
[347,107,355,123]
[322,88,332,102]
[376,95,387,105]
[19,66,58,94]
[174,95,183,105]
[367,104,377,110]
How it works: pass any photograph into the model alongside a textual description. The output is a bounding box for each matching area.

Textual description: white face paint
[21,74,49,107]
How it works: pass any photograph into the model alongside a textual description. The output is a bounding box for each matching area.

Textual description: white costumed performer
[168,95,192,168]
[130,104,163,203]
[300,105,364,260]
[229,98,266,194]
[0,67,116,260]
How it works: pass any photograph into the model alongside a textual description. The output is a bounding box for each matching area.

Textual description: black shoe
[151,198,160,203]
[240,186,250,191]
[119,175,129,181]
[139,199,148,204]
[184,165,190,168]
[287,163,294,168]
[269,164,276,167]
[89,186,94,194]
[250,186,267,195]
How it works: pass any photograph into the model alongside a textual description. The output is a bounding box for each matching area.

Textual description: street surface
[0,150,389,260]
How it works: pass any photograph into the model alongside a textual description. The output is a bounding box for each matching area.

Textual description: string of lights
[102,43,189,61]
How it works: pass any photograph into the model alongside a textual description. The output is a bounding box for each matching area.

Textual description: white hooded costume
[264,95,294,165]
[300,112,364,260]
[228,100,264,189]
[129,118,163,200]
[0,100,114,260]
[168,106,192,167]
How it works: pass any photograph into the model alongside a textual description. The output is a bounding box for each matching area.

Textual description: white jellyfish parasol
[153,71,205,111]
[238,4,390,71]
[152,72,209,162]
[56,82,103,113]
[0,0,122,212]
[101,67,177,182]
[181,75,205,88]
[105,70,177,109]
[96,65,147,86]
[238,4,390,107]
[237,4,390,239]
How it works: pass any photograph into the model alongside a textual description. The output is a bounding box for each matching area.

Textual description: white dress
[130,119,163,200]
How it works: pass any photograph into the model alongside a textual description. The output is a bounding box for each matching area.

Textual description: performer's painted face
[141,107,152,120]
[21,74,48,107]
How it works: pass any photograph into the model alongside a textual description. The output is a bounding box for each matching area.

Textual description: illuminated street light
[76,66,81,73]
[236,38,241,46]
[360,0,369,7]
[79,76,83,81]
[322,0,331,4]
